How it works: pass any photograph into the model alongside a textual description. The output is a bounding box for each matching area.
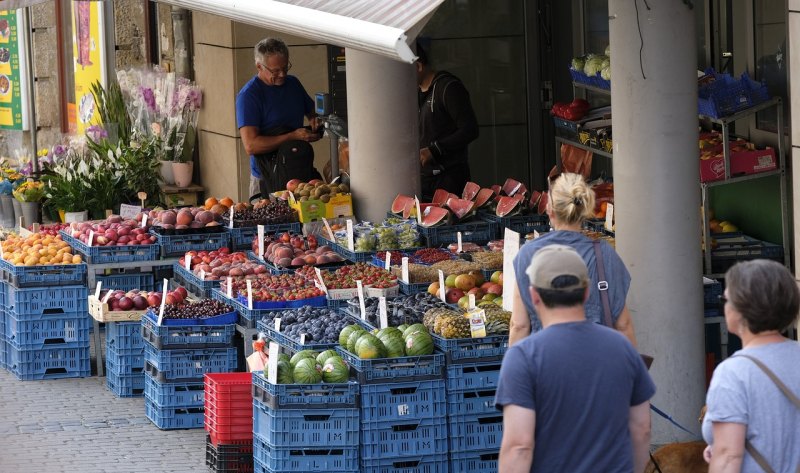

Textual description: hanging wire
[634,0,651,80]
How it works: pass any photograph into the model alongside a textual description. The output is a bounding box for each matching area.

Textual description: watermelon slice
[391,194,414,215]
[474,188,495,208]
[502,178,525,197]
[402,199,416,219]
[537,191,549,215]
[529,190,543,210]
[445,197,476,221]
[462,182,480,201]
[420,206,450,227]
[432,189,450,207]
[496,196,523,217]
[490,184,502,196]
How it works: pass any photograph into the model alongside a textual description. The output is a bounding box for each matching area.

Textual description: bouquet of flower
[13,180,45,202]
[0,167,24,195]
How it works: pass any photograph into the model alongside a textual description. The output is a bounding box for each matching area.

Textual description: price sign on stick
[401,257,410,283]
[102,288,113,304]
[267,342,279,383]
[468,293,476,310]
[314,267,328,294]
[199,269,206,281]
[246,280,253,310]
[157,279,169,325]
[384,251,392,270]
[141,214,148,228]
[257,225,265,259]
[356,280,366,320]
[226,277,233,298]
[457,232,463,253]
[94,281,102,299]
[300,334,307,345]
[229,206,235,229]
[605,203,615,232]
[184,254,191,270]
[438,270,446,302]
[88,231,94,246]
[378,297,388,329]
[414,196,423,224]
[322,218,334,240]
[502,228,521,312]
[346,220,355,252]
[274,318,282,333]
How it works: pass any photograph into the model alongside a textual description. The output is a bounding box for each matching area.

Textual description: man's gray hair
[255,38,289,65]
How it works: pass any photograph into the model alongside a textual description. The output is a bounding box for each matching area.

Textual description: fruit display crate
[88,296,147,323]
[447,412,504,451]
[446,387,498,417]
[106,320,145,352]
[205,435,254,473]
[144,397,205,430]
[6,284,88,317]
[710,232,784,274]
[570,67,610,90]
[96,272,155,292]
[254,401,358,448]
[106,345,145,375]
[449,449,499,473]
[151,231,230,257]
[144,372,205,407]
[143,345,238,383]
[141,317,236,350]
[477,212,550,237]
[210,289,283,329]
[417,221,496,248]
[399,280,431,295]
[252,371,359,410]
[258,321,338,353]
[335,347,446,385]
[7,345,91,381]
[106,370,146,397]
[5,312,91,350]
[142,308,238,327]
[59,231,161,264]
[445,360,502,392]
[360,416,449,460]
[225,222,302,250]
[430,334,508,364]
[173,262,219,298]
[360,454,449,473]
[0,259,87,288]
[253,434,359,473]
[360,379,447,422]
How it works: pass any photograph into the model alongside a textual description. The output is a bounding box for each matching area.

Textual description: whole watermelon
[346,330,366,353]
[276,360,294,384]
[397,324,409,333]
[380,334,406,358]
[405,331,434,356]
[316,349,338,365]
[339,325,363,347]
[277,353,291,364]
[293,357,323,384]
[290,350,318,367]
[403,323,428,339]
[321,357,350,383]
[355,333,387,359]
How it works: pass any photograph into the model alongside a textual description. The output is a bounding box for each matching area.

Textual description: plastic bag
[558,144,593,179]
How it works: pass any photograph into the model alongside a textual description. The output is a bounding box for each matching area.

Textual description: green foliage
[91,80,131,145]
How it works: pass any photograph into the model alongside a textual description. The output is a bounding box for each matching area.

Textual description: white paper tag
[378,297,388,329]
[322,217,334,240]
[457,232,463,253]
[468,293,476,310]
[274,317,282,333]
[94,281,102,299]
[384,251,391,270]
[102,288,113,304]
[157,279,168,325]
[503,228,521,312]
[414,196,422,224]
[257,225,265,259]
[184,254,191,270]
[246,279,253,310]
[605,203,614,232]
[438,270,446,302]
[141,214,148,228]
[119,204,141,220]
[267,342,279,383]
[229,206,235,229]
[356,280,366,320]
[199,269,206,281]
[346,220,355,252]
[226,277,233,298]
[88,230,94,246]
[314,267,328,294]
[300,333,307,345]
[401,257,409,283]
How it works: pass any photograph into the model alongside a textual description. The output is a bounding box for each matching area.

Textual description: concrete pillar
[789,1,800,281]
[609,0,705,443]
[345,49,420,222]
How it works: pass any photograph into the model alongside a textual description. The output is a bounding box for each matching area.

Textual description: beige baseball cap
[526,244,589,291]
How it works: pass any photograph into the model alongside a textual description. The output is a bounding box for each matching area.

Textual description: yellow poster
[71,1,105,134]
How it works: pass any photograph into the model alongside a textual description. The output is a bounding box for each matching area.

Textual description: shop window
[753,0,787,134]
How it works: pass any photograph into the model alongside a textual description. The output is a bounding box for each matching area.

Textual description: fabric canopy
[155,0,444,63]
[0,0,106,10]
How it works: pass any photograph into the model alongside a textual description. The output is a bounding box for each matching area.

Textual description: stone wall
[113,0,147,69]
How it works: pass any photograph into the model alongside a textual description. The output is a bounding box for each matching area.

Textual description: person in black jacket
[416,42,479,201]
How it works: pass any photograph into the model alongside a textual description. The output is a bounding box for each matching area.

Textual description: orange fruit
[219,197,234,208]
[204,197,219,210]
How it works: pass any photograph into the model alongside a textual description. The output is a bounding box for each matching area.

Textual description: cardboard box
[286,193,354,223]
[699,148,777,183]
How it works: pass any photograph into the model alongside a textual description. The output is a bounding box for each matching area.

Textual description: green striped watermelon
[405,331,434,356]
[293,357,322,384]
[321,357,349,383]
[355,333,387,359]
[339,325,363,346]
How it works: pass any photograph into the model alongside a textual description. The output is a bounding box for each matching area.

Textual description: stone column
[789,1,800,284]
[609,0,705,443]
[345,49,419,222]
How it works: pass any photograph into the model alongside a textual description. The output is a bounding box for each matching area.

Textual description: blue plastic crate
[360,379,446,422]
[570,67,610,90]
[704,308,721,318]
[0,335,7,370]
[252,371,359,410]
[106,370,145,397]
[210,289,283,329]
[144,397,205,430]
[361,416,449,460]
[226,222,302,250]
[361,454,449,473]
[449,449,499,473]
[316,236,375,263]
[711,233,784,273]
[253,401,359,448]
[445,361,502,392]
[106,345,145,375]
[96,272,155,292]
[173,262,219,298]
[7,345,91,380]
[446,388,497,417]
[417,221,496,247]
[5,311,91,350]
[144,372,205,407]
[0,258,87,288]
[151,231,230,257]
[106,321,145,352]
[335,346,445,385]
[477,211,550,237]
[140,316,236,350]
[143,345,238,383]
[431,334,508,364]
[447,412,504,451]
[399,280,430,295]
[59,230,160,264]
[6,284,88,317]
[253,433,359,472]
[704,280,723,307]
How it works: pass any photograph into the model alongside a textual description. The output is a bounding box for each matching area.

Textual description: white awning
[155,0,444,63]
[0,0,107,10]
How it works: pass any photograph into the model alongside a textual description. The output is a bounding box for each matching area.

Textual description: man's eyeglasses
[260,62,292,77]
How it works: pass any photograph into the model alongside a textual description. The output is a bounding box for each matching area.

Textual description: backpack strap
[592,240,613,328]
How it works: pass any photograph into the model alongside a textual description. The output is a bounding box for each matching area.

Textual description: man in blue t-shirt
[496,244,655,473]
[236,37,321,198]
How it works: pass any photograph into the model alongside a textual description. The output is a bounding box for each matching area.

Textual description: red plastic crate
[206,419,253,446]
[205,372,253,446]
[205,372,252,398]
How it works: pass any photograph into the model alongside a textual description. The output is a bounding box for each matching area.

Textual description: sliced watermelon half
[496,196,523,217]
[401,199,416,219]
[529,190,543,210]
[431,189,451,207]
[462,182,481,201]
[502,178,525,197]
[445,197,476,222]
[419,206,451,227]
[391,194,414,215]
[537,191,549,215]
[474,188,495,208]
[490,184,502,196]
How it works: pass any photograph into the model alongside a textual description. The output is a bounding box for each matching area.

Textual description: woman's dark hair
[726,259,800,333]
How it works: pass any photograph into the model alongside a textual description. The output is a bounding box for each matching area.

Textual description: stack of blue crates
[0,285,7,370]
[105,321,146,397]
[251,370,360,473]
[141,315,237,430]
[3,282,91,380]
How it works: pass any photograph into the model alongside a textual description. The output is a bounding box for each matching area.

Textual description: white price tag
[229,206,235,229]
[257,225,265,259]
[605,203,614,232]
[246,279,253,310]
[438,270,446,302]
[119,204,141,220]
[346,220,355,252]
[94,281,102,299]
[199,269,206,281]
[457,232,463,253]
[226,277,233,298]
[378,297,388,329]
[356,280,366,320]
[274,317,282,333]
[322,217,334,240]
[401,257,410,284]
[88,230,94,246]
[141,214,148,228]
[267,342,280,383]
[314,267,328,294]
[102,288,113,304]
[503,228,521,312]
[414,196,422,224]
[157,279,169,325]
[184,254,191,270]
[468,293,476,310]
[384,251,391,270]
[300,333,307,345]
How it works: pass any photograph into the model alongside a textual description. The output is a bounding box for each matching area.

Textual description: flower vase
[12,198,21,227]
[172,162,194,188]
[0,195,13,228]
[160,160,175,185]
[20,202,40,226]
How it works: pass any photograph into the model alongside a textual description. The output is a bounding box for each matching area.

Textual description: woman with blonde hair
[509,173,636,346]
